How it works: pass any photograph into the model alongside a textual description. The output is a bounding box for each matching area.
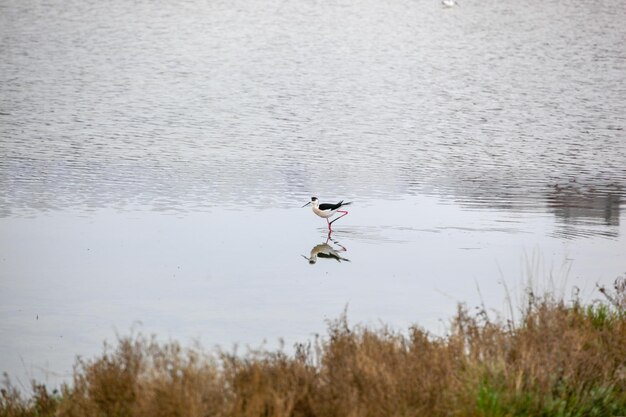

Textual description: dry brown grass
[2,277,625,417]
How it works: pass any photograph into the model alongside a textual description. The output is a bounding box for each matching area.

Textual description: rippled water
[1,0,625,388]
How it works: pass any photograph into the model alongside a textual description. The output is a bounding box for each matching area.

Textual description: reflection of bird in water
[302,197,351,231]
[303,233,350,264]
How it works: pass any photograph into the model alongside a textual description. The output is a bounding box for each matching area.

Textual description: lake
[1,0,625,389]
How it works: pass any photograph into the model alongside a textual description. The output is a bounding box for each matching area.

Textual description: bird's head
[301,196,318,208]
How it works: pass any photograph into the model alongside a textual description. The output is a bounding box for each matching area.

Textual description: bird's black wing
[319,201,348,210]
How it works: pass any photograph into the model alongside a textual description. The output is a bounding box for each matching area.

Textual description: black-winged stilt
[302,196,351,230]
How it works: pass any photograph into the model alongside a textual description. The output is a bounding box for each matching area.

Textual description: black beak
[301,201,311,208]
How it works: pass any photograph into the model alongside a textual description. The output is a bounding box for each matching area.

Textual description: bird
[302,196,351,230]
[441,0,458,7]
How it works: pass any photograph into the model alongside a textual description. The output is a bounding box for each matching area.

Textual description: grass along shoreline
[2,277,625,417]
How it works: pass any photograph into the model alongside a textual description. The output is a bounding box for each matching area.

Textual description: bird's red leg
[329,210,349,225]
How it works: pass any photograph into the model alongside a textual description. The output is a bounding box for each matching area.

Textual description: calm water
[1,0,625,388]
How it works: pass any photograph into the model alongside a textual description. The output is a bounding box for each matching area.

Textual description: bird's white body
[311,201,339,219]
